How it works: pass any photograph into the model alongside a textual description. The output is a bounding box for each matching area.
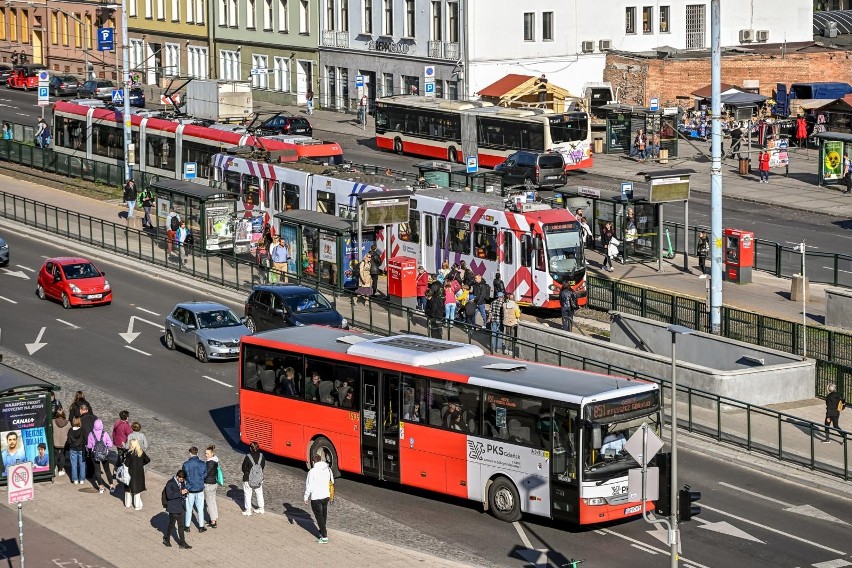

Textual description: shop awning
[690,83,741,99]
[720,91,769,107]
[797,98,840,110]
[477,74,576,112]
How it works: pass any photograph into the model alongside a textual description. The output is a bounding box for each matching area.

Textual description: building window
[299,0,308,33]
[157,0,165,20]
[404,0,414,38]
[171,0,179,21]
[145,0,153,18]
[74,15,82,48]
[431,1,441,40]
[252,54,269,88]
[325,0,334,30]
[129,0,138,18]
[129,38,144,76]
[274,56,290,91]
[247,0,256,28]
[278,0,288,31]
[60,13,68,45]
[339,0,347,31]
[187,45,209,78]
[363,0,372,33]
[625,7,636,34]
[197,0,205,23]
[228,0,237,25]
[447,81,458,100]
[659,5,669,33]
[85,15,93,50]
[0,11,5,41]
[220,49,241,80]
[542,11,553,41]
[523,12,534,41]
[21,9,29,43]
[263,0,273,29]
[642,6,653,33]
[685,4,705,49]
[10,9,17,42]
[164,43,180,76]
[448,1,458,43]
[382,0,392,35]
[50,11,58,43]
[187,0,195,22]
[383,72,393,96]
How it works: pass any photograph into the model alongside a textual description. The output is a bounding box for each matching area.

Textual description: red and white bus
[211,156,587,308]
[51,101,343,182]
[374,95,593,170]
[239,326,661,524]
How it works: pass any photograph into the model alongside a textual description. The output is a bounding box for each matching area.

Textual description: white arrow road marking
[646,525,682,553]
[598,528,708,568]
[630,543,658,554]
[119,315,164,344]
[25,327,47,355]
[701,504,845,555]
[812,560,852,568]
[719,482,849,525]
[15,265,34,272]
[55,319,79,329]
[136,307,160,316]
[202,375,233,388]
[695,518,764,543]
[124,345,151,356]
[512,522,549,568]
[1,268,29,280]
[0,295,18,304]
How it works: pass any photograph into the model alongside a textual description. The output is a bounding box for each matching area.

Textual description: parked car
[0,234,8,267]
[164,302,250,362]
[0,65,13,85]
[494,150,567,188]
[36,257,112,309]
[256,114,313,136]
[77,79,116,100]
[244,284,348,333]
[6,64,47,90]
[49,75,82,97]
[128,87,145,107]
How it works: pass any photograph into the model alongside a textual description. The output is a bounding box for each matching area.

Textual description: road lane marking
[812,560,852,568]
[136,307,160,316]
[718,482,790,505]
[701,504,845,555]
[202,375,232,388]
[718,483,848,525]
[124,345,151,356]
[15,265,34,272]
[630,544,658,554]
[597,528,711,568]
[55,319,79,329]
[0,295,17,304]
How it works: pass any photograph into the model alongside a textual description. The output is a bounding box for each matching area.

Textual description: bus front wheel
[488,477,522,522]
[394,138,403,154]
[309,436,340,477]
[448,146,458,163]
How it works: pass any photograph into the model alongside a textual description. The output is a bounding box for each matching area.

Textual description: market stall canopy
[477,74,577,112]
[720,91,769,107]
[797,99,841,110]
[690,83,741,99]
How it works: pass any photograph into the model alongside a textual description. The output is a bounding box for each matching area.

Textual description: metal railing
[0,190,849,481]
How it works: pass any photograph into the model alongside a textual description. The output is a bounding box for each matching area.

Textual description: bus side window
[521,235,532,267]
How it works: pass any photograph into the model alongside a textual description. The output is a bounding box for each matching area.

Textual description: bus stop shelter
[415,162,505,195]
[149,179,240,253]
[814,131,852,186]
[601,104,680,159]
[0,363,58,486]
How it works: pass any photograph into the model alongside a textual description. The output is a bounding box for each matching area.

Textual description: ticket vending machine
[723,228,754,284]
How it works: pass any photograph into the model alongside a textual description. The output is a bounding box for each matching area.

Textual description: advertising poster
[205,204,234,251]
[279,224,299,275]
[1,395,50,478]
[319,235,337,263]
[823,140,844,180]
[157,198,170,220]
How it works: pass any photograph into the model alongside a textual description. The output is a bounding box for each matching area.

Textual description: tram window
[424,215,433,247]
[474,224,497,261]
[317,190,335,215]
[94,124,124,159]
[534,235,545,270]
[502,231,513,264]
[448,218,470,255]
[224,170,241,193]
[245,175,260,207]
[399,210,420,243]
[521,234,532,267]
[437,216,446,250]
[283,182,300,211]
[265,182,276,211]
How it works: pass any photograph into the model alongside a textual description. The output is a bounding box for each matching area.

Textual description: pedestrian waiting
[304,453,334,544]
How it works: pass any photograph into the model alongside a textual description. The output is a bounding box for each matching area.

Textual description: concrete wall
[512,313,814,407]
[826,288,852,332]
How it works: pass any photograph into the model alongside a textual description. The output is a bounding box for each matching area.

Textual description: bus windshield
[548,114,590,144]
[583,413,661,480]
[545,229,584,274]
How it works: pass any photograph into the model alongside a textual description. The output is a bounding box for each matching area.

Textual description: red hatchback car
[36,257,112,308]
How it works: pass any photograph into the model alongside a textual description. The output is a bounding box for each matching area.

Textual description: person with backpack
[86,419,114,494]
[304,453,334,544]
[502,293,521,356]
[139,187,154,229]
[112,410,132,460]
[66,416,87,484]
[182,447,207,532]
[175,221,190,266]
[203,444,221,529]
[823,384,846,443]
[163,469,192,549]
[488,291,506,353]
[241,441,266,516]
[559,276,578,333]
[123,438,150,510]
[166,208,180,254]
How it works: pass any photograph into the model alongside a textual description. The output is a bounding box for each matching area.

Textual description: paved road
[2,227,851,568]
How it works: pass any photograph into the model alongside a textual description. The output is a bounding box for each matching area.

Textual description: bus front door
[361,369,401,483]
[550,405,580,523]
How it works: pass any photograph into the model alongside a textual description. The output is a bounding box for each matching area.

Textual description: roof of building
[813,10,852,35]
[477,74,533,98]
[690,83,740,98]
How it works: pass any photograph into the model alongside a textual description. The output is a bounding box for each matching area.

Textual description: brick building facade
[604,43,852,108]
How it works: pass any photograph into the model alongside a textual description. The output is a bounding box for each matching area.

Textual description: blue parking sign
[97,28,115,51]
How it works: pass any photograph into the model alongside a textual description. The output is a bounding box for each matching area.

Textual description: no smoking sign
[7,462,34,504]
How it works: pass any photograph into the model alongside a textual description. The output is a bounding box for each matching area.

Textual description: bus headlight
[583,497,607,506]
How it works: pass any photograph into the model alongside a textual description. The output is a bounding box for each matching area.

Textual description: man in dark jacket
[470,274,491,328]
[163,470,192,549]
[559,276,578,333]
[823,384,846,443]
[122,179,137,230]
[425,289,444,339]
[79,404,97,436]
[182,447,207,532]
[368,245,381,295]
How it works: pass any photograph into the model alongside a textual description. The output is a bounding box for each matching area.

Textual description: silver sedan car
[164,302,250,362]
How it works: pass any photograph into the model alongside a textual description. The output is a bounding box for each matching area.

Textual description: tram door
[360,369,401,483]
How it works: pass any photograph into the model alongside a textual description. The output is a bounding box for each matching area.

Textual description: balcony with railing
[428,40,460,59]
[320,30,336,47]
[444,42,460,60]
[336,31,349,48]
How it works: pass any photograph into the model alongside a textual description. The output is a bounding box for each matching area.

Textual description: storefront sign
[366,39,410,54]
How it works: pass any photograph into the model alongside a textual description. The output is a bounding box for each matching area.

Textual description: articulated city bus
[239,326,661,524]
[374,95,593,170]
[211,156,587,308]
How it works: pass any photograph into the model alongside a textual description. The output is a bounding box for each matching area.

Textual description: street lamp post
[667,324,693,568]
[119,0,132,182]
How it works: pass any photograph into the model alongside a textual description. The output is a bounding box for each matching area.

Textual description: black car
[77,79,116,100]
[0,64,12,85]
[244,284,348,333]
[128,87,146,107]
[256,114,313,136]
[49,75,82,97]
[494,150,567,188]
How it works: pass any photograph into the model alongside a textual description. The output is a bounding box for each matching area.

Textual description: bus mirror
[591,425,602,450]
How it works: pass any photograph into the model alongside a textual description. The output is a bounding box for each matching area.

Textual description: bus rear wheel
[394,138,403,154]
[488,477,522,522]
[309,436,340,477]
[448,146,458,163]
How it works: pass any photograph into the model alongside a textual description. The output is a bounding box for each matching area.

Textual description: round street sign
[38,70,49,82]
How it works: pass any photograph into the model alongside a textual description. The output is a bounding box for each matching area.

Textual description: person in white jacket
[304,454,334,543]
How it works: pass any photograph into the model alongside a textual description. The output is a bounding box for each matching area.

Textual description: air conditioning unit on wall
[756,30,769,42]
[581,41,595,53]
[599,39,612,51]
[739,29,754,43]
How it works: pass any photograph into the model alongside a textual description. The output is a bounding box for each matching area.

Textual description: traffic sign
[7,462,33,504]
[97,27,115,51]
[649,97,660,112]
[250,68,268,76]
[37,86,49,107]
[624,423,664,467]
[184,162,197,180]
[424,65,435,79]
[466,156,478,174]
[424,82,435,95]
[112,90,124,104]
[355,74,364,88]
[37,70,50,85]
[620,181,634,201]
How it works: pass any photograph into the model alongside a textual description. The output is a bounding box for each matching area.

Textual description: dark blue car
[128,87,145,108]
